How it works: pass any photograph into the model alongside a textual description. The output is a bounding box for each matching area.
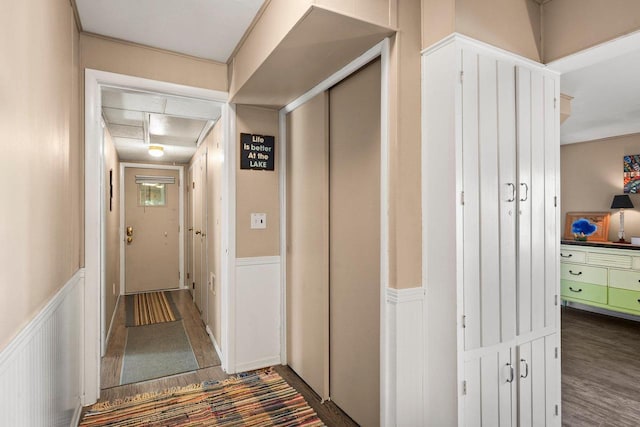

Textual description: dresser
[561,241,640,316]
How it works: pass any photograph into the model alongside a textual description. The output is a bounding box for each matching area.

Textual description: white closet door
[463,51,517,350]
[544,76,559,330]
[464,348,514,427]
[329,59,381,427]
[516,67,532,335]
[518,336,554,427]
[517,66,554,336]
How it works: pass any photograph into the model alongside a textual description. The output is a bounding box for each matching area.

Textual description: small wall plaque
[240,133,275,171]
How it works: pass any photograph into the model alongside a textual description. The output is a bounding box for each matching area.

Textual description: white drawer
[560,263,608,286]
[559,248,586,264]
[609,269,640,292]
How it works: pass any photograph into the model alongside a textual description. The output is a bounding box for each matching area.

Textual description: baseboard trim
[105,293,121,349]
[70,402,83,427]
[234,356,281,373]
[205,325,224,366]
[565,301,640,322]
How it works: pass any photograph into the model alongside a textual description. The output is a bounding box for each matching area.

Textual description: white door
[518,335,559,426]
[462,51,518,351]
[464,348,515,427]
[516,66,558,336]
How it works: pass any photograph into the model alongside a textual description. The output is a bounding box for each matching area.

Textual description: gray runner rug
[120,320,198,385]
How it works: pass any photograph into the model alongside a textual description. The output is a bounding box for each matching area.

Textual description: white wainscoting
[386,287,425,427]
[234,256,281,373]
[0,269,85,427]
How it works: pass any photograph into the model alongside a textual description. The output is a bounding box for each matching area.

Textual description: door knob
[195,230,202,235]
[126,226,134,236]
[126,236,133,244]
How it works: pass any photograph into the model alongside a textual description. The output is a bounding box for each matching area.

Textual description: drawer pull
[569,270,582,276]
[569,287,583,293]
[560,253,573,258]
[637,299,640,304]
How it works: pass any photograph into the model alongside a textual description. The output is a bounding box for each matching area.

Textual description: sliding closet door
[286,92,330,399]
[329,59,381,427]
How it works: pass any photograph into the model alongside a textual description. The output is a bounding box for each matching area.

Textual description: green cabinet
[560,243,640,316]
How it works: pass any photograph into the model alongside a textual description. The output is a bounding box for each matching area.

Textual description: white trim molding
[206,325,224,367]
[85,68,229,404]
[0,269,85,426]
[385,287,426,426]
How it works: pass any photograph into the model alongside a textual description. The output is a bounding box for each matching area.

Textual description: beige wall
[236,106,280,257]
[543,0,640,62]
[104,128,120,332]
[80,33,228,91]
[0,0,82,350]
[561,133,640,242]
[422,0,541,61]
[314,0,396,27]
[388,0,422,289]
[228,0,312,97]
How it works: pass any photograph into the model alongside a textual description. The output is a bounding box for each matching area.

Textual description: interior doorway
[84,69,231,404]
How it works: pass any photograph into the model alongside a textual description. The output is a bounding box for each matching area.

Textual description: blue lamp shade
[611,195,634,209]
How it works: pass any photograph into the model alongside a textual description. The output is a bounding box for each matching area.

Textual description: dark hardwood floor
[562,306,640,426]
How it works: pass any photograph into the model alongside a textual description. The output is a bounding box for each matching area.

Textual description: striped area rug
[125,291,180,327]
[80,369,325,426]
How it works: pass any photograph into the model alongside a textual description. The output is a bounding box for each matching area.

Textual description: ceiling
[102,87,222,163]
[560,45,640,144]
[75,0,265,62]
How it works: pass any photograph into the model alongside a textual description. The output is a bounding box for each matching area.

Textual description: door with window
[124,167,180,293]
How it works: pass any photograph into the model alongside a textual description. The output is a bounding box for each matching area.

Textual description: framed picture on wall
[564,212,611,242]
[624,154,640,193]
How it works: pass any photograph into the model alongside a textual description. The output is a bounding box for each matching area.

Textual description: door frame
[84,68,231,405]
[119,162,185,296]
[278,38,390,423]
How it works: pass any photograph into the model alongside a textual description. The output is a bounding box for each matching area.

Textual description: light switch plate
[251,213,267,229]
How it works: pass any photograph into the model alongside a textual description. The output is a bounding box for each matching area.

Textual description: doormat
[120,320,198,385]
[81,369,325,426]
[125,291,181,327]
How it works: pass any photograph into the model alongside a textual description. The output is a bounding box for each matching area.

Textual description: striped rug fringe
[133,291,177,326]
[80,369,325,426]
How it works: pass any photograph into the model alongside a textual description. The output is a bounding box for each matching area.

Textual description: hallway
[100,290,222,398]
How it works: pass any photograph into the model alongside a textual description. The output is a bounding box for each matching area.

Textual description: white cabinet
[423,35,561,426]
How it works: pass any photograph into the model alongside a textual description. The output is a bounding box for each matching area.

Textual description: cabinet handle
[520,183,529,202]
[505,362,515,383]
[637,299,640,304]
[568,270,582,276]
[520,358,529,379]
[569,287,583,293]
[506,183,516,202]
[560,253,573,258]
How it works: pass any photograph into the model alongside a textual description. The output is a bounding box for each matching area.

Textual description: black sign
[240,133,275,171]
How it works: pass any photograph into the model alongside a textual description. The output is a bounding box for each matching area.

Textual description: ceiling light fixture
[148,145,164,158]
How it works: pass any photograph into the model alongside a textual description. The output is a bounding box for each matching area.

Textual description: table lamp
[611,194,634,243]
